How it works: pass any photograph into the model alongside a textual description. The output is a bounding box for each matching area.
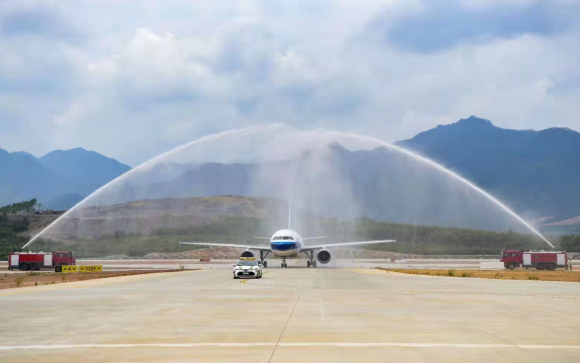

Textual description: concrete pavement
[1,267,580,362]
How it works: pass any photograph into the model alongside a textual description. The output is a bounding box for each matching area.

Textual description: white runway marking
[1,343,580,350]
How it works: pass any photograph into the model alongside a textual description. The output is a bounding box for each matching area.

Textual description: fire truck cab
[501,250,567,271]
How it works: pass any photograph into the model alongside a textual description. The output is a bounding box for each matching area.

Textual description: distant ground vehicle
[8,251,76,271]
[233,257,262,279]
[501,250,567,270]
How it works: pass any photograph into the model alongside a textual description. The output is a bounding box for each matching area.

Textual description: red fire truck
[500,250,567,270]
[8,251,76,271]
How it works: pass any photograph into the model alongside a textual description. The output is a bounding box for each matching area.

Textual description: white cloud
[0,0,579,165]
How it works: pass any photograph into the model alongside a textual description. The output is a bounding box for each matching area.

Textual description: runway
[1,267,580,362]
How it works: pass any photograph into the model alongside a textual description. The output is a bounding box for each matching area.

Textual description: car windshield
[237,260,258,266]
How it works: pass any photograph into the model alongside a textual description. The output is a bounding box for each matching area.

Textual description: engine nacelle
[316,250,332,264]
[240,250,255,258]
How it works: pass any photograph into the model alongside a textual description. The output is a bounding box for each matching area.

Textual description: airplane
[179,205,396,268]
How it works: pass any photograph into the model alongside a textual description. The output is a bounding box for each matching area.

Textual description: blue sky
[0,0,579,166]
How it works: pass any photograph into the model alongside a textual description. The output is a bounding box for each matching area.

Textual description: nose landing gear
[281,257,287,268]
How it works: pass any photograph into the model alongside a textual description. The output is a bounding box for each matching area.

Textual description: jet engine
[316,250,332,264]
[240,250,255,258]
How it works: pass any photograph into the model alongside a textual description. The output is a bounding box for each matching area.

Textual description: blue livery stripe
[271,242,297,251]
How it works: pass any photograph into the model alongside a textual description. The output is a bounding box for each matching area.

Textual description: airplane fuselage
[269,229,303,258]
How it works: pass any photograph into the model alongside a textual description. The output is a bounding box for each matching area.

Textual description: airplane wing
[179,241,272,251]
[301,240,396,251]
[302,236,327,241]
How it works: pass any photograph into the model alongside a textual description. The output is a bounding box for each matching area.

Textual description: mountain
[40,148,130,188]
[91,116,580,233]
[0,147,130,209]
[3,116,580,233]
[0,148,71,206]
[397,116,580,222]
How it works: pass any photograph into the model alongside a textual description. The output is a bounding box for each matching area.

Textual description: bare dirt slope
[41,196,285,241]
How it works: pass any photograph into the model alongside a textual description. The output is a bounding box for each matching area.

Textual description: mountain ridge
[0,147,130,209]
[397,116,580,222]
[2,117,580,232]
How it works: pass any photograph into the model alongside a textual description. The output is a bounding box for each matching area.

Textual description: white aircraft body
[179,206,395,268]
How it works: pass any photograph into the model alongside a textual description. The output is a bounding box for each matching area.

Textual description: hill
[3,116,580,232]
[0,147,130,209]
[39,148,130,188]
[397,116,580,222]
[30,196,560,258]
[93,141,565,232]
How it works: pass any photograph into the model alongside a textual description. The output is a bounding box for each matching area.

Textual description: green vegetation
[347,218,557,254]
[561,235,580,252]
[0,198,39,215]
[0,199,38,259]
[29,215,574,258]
[0,214,29,260]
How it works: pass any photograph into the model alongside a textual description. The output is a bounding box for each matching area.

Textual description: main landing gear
[260,250,270,268]
[305,251,317,268]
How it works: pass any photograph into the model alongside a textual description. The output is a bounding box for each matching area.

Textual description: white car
[233,258,263,279]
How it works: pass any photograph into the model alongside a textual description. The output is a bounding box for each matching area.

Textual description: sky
[0,0,579,166]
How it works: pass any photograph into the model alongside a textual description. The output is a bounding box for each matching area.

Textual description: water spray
[23,125,553,250]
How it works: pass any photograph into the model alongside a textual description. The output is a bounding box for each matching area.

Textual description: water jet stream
[22,125,553,249]
[326,130,554,248]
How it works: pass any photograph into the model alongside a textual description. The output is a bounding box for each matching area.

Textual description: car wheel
[508,263,516,270]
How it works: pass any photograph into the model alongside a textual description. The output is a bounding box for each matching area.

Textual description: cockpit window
[272,236,294,241]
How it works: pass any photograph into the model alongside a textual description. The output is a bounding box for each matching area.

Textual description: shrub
[448,269,456,277]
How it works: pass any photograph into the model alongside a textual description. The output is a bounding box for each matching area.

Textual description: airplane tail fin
[288,202,292,229]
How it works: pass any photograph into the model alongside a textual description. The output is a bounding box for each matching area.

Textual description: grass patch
[1,270,196,290]
[378,268,580,282]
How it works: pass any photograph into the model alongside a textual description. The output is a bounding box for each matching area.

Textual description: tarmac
[1,262,580,362]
